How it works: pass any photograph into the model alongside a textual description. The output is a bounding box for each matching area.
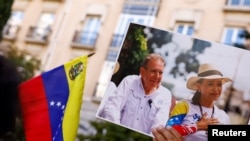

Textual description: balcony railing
[2,24,20,40]
[224,0,250,12]
[25,26,51,44]
[71,30,98,49]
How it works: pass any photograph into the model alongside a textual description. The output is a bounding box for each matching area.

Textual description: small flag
[19,55,88,141]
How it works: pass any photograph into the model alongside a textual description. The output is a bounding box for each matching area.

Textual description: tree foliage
[111,23,149,86]
[0,44,41,82]
[0,0,14,41]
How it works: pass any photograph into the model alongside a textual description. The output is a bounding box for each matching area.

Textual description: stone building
[1,0,250,135]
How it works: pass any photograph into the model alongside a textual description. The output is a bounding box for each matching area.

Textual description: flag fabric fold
[19,55,88,141]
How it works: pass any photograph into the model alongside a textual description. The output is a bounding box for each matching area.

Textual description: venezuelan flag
[166,100,189,126]
[19,55,88,141]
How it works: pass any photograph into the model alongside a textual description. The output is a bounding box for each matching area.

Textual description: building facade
[1,0,250,135]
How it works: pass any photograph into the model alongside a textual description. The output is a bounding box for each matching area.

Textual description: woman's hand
[196,112,220,130]
[152,125,184,141]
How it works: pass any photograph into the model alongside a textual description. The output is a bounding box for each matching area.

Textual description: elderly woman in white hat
[154,63,233,141]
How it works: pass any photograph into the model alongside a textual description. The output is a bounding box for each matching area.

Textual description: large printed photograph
[96,23,250,137]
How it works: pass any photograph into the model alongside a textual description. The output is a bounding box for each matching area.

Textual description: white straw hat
[186,63,232,91]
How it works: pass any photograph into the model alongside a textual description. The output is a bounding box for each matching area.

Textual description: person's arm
[165,101,198,136]
[152,125,184,141]
[169,113,220,135]
[151,89,172,129]
[103,76,130,123]
[166,102,220,136]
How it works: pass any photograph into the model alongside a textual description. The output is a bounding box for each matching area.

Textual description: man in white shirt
[103,53,172,135]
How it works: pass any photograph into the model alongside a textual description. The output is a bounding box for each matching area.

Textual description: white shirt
[168,100,230,141]
[103,75,172,135]
[185,102,229,141]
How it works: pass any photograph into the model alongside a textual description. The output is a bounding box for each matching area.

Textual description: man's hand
[152,126,184,141]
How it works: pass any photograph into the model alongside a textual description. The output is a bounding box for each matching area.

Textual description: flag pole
[87,52,95,58]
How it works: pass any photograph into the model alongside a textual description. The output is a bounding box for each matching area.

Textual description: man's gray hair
[141,53,166,69]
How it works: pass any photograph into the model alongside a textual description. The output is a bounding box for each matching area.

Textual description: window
[72,15,101,47]
[81,16,101,46]
[38,13,55,27]
[174,23,194,36]
[94,61,117,99]
[226,0,250,6]
[110,34,125,48]
[3,11,24,39]
[94,49,120,99]
[123,3,159,15]
[36,12,55,38]
[26,12,55,42]
[111,15,152,48]
[94,0,160,99]
[106,49,120,62]
[221,27,245,46]
[111,0,160,48]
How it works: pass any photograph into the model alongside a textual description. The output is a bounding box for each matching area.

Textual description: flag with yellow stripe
[19,55,88,141]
